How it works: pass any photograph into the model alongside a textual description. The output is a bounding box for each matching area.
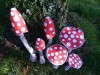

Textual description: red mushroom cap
[47,44,68,65]
[43,16,56,39]
[60,27,85,50]
[68,53,83,69]
[35,38,45,51]
[10,8,28,36]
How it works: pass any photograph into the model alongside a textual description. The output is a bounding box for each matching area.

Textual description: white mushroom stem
[47,39,53,48]
[39,50,46,64]
[19,34,37,62]
[68,49,72,53]
[53,65,59,69]
[64,65,71,71]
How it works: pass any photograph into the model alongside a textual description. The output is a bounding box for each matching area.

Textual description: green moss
[68,0,100,22]
[0,0,100,75]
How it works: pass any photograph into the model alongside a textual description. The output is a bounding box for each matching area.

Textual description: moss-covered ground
[0,0,100,75]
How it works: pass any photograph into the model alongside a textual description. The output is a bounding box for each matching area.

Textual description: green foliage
[5,0,68,27]
[68,0,100,22]
[2,0,68,44]
[0,0,100,75]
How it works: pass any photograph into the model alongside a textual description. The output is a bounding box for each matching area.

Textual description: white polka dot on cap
[37,38,41,41]
[49,21,52,24]
[36,42,39,45]
[62,39,65,41]
[66,42,71,47]
[64,34,68,38]
[54,47,57,50]
[72,31,76,34]
[17,23,21,26]
[14,15,19,21]
[52,32,55,34]
[44,22,47,27]
[11,12,14,16]
[46,35,50,38]
[51,53,54,56]
[49,27,53,31]
[59,55,62,58]
[67,27,70,30]
[63,30,65,33]
[70,34,75,38]
[11,23,15,27]
[16,31,19,34]
[55,52,59,56]
[48,54,50,57]
[80,35,84,39]
[73,39,77,43]
[21,27,26,32]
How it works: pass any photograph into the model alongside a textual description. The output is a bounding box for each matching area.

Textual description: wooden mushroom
[46,44,68,69]
[43,16,56,47]
[65,53,83,71]
[10,8,37,62]
[60,27,85,53]
[35,38,46,64]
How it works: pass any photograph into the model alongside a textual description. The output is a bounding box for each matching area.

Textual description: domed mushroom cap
[43,16,56,39]
[60,27,85,50]
[68,53,83,69]
[10,8,28,36]
[47,44,68,65]
[35,38,45,51]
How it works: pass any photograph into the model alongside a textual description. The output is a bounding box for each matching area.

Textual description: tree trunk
[5,0,68,43]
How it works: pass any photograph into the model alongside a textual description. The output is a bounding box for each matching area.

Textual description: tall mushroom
[35,38,46,64]
[65,53,83,71]
[43,16,56,47]
[59,27,85,53]
[10,8,37,62]
[46,44,68,69]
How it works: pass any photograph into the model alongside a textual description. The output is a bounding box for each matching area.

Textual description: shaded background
[0,0,100,75]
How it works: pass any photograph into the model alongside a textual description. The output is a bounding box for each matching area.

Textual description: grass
[0,0,100,75]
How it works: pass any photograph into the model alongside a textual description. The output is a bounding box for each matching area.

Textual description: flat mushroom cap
[68,53,83,69]
[43,16,56,39]
[60,27,85,50]
[10,8,28,36]
[35,38,45,51]
[47,44,68,65]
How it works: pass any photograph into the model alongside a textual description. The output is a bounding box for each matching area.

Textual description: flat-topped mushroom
[43,16,56,47]
[46,44,68,69]
[60,27,85,53]
[35,38,46,64]
[10,8,37,62]
[65,53,83,71]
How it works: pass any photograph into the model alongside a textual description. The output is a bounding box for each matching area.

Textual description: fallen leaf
[23,65,29,75]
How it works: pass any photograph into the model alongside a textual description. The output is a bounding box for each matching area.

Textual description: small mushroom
[46,44,68,69]
[60,27,85,53]
[35,38,46,64]
[65,53,83,71]
[10,8,37,62]
[43,16,56,47]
